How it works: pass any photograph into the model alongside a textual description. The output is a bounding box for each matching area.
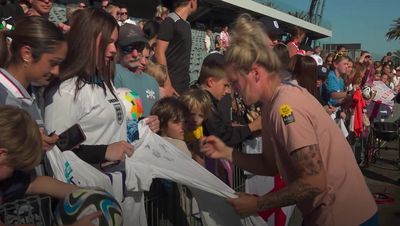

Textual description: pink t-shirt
[220,31,230,49]
[261,84,377,226]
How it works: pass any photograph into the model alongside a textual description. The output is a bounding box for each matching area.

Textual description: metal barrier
[0,170,246,226]
[0,195,53,226]
[144,166,246,226]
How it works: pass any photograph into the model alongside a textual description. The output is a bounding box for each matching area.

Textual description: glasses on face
[120,12,128,15]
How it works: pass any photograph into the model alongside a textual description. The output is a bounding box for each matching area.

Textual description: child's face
[188,107,205,130]
[0,151,14,180]
[209,78,229,100]
[0,164,13,180]
[163,119,185,140]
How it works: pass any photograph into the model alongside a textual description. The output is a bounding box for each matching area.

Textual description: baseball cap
[258,17,285,40]
[317,65,329,80]
[118,24,148,47]
[310,54,323,66]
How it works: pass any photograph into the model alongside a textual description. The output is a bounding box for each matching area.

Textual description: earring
[22,58,29,68]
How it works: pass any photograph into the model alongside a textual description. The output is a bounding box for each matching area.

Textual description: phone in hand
[56,124,86,151]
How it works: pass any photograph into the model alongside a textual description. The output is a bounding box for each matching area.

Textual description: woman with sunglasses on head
[359,51,375,86]
[45,8,134,167]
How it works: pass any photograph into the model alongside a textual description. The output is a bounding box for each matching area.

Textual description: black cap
[118,24,148,46]
[317,65,329,80]
[258,17,285,39]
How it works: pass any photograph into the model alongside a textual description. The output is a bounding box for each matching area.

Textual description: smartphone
[56,124,86,151]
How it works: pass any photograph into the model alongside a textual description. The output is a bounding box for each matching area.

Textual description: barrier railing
[144,166,246,226]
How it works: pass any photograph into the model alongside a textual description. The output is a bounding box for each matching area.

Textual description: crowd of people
[1,0,398,225]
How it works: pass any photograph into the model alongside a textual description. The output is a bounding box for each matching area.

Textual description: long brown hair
[0,16,65,67]
[60,8,118,98]
[293,55,318,97]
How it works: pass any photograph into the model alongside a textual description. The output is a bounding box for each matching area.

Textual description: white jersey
[45,77,127,145]
[125,122,267,226]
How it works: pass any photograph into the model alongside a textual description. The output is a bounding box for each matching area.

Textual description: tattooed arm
[227,144,327,216]
[257,144,326,209]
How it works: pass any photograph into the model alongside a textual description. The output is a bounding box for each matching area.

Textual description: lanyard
[0,70,33,105]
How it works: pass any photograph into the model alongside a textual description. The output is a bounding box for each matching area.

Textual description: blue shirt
[114,64,160,117]
[326,70,344,105]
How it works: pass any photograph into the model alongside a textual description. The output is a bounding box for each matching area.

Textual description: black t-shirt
[214,39,221,51]
[203,91,252,147]
[158,13,192,94]
[0,171,31,205]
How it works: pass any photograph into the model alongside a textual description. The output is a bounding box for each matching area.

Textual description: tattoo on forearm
[256,145,324,211]
[292,144,323,176]
[256,181,321,211]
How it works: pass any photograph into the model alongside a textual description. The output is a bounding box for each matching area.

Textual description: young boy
[180,89,212,166]
[0,106,101,226]
[150,97,191,157]
[197,53,261,147]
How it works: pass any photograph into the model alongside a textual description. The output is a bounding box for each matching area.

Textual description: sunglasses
[120,43,146,55]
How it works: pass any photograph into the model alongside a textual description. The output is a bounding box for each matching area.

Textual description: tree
[392,50,400,66]
[386,17,400,41]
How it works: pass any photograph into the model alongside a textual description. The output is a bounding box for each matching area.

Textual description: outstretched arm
[227,144,326,216]
[26,176,78,199]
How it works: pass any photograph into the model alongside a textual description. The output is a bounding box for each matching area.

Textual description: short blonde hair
[0,106,42,171]
[179,89,212,119]
[155,5,169,19]
[145,61,167,87]
[225,14,281,76]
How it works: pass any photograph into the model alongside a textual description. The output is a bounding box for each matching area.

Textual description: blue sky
[266,0,399,59]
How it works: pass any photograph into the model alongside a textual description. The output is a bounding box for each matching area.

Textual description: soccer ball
[116,88,143,121]
[362,86,373,100]
[55,188,123,226]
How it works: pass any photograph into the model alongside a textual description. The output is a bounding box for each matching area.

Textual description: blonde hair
[155,5,169,19]
[0,106,42,171]
[145,61,167,87]
[225,14,281,76]
[179,89,212,119]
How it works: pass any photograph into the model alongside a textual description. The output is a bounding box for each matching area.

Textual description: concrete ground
[288,140,400,226]
[362,141,400,226]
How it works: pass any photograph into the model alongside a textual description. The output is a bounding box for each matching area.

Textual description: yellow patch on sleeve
[279,104,295,125]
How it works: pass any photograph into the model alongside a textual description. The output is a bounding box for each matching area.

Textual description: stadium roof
[191,0,332,40]
[122,0,332,40]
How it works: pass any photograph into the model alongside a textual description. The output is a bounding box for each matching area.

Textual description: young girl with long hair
[45,8,134,166]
